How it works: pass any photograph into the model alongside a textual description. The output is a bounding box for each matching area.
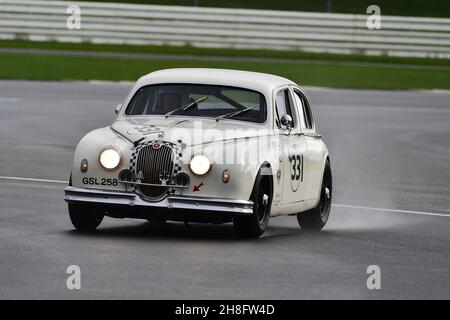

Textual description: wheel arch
[251,161,274,200]
[323,156,333,197]
[312,151,332,204]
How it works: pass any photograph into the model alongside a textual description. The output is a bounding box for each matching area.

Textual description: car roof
[136,68,296,93]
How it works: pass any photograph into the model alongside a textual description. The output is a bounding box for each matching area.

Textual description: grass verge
[2,40,449,68]
[1,52,449,90]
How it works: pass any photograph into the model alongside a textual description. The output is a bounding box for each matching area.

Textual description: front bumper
[64,186,254,222]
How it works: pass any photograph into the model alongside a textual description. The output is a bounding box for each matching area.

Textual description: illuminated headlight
[189,155,211,176]
[99,148,121,170]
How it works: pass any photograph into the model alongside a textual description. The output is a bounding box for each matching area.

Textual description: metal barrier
[1,0,449,58]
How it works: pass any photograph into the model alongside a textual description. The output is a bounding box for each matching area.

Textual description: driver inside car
[159,92,183,114]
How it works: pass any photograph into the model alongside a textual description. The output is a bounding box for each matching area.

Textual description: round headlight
[189,155,211,176]
[99,148,121,170]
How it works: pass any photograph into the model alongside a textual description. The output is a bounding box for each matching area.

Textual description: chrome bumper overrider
[64,186,254,215]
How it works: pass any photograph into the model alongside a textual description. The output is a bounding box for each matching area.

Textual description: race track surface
[0,80,449,299]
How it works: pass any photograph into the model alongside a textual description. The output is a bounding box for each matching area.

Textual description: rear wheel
[68,203,104,231]
[233,170,272,238]
[297,159,332,231]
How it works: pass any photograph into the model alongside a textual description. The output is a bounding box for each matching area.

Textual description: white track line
[332,203,449,218]
[0,175,448,218]
[0,176,67,184]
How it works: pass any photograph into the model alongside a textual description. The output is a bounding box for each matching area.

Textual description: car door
[292,87,323,201]
[274,88,307,205]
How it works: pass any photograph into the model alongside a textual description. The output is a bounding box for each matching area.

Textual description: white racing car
[64,68,332,238]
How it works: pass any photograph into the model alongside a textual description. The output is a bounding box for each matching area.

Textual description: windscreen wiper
[215,106,255,121]
[164,96,208,118]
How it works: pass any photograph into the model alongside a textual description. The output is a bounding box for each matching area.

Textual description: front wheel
[233,170,272,238]
[297,160,332,231]
[68,203,104,231]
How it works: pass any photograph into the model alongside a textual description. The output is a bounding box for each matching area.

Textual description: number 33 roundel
[289,154,303,192]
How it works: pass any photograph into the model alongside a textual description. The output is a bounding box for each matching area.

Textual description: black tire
[233,169,272,238]
[297,159,332,231]
[68,203,104,231]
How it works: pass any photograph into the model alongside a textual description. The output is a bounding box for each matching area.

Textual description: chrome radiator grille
[135,144,174,198]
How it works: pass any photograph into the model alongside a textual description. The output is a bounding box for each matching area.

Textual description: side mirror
[280,114,293,129]
[115,103,122,114]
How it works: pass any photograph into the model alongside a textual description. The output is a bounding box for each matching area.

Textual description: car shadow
[63,219,333,242]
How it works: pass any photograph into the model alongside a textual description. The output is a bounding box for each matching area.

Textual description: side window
[293,90,306,129]
[294,90,313,130]
[275,89,295,128]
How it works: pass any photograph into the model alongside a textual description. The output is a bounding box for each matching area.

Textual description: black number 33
[289,154,303,181]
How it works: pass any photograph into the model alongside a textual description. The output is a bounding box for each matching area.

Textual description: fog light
[80,159,88,173]
[119,169,135,182]
[222,169,230,183]
[175,172,190,186]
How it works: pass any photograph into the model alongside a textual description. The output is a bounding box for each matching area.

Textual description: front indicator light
[80,159,89,173]
[189,155,211,176]
[222,169,230,183]
[99,148,121,170]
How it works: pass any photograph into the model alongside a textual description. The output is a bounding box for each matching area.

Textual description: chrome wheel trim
[256,188,269,223]
[319,185,332,220]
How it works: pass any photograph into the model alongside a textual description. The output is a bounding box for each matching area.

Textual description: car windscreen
[124,84,267,123]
